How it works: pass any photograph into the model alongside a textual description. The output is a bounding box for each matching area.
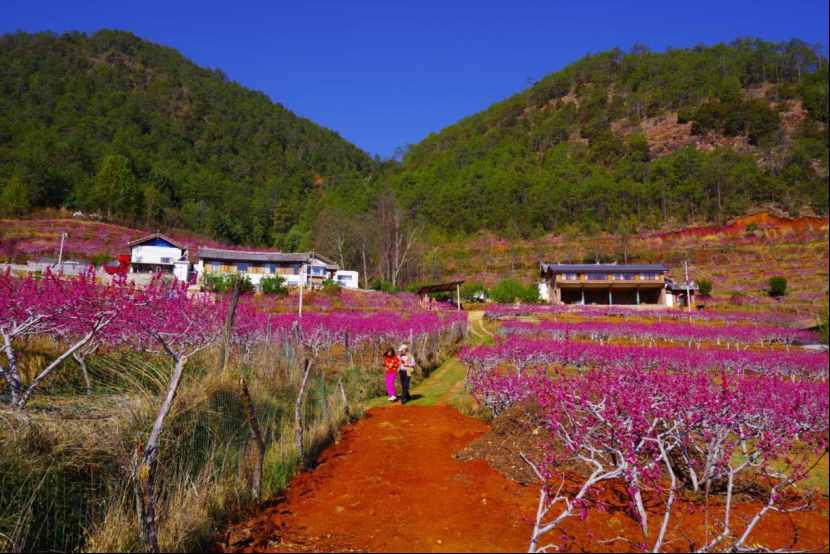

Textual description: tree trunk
[219,280,242,372]
[1,331,23,405]
[135,353,189,554]
[339,378,350,419]
[73,350,92,395]
[361,245,369,289]
[294,358,313,461]
[240,376,266,500]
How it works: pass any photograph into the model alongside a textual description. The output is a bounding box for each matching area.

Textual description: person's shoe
[388,396,397,401]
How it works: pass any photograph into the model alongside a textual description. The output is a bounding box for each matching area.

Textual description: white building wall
[335,270,359,289]
[131,245,183,265]
[537,281,550,302]
[173,261,189,282]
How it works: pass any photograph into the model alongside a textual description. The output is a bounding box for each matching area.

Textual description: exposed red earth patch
[646,211,829,243]
[220,405,539,553]
[219,405,829,553]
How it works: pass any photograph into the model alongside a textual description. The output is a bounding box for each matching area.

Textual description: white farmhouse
[194,247,344,289]
[128,233,190,282]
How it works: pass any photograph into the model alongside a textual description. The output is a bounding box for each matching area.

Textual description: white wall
[335,270,359,289]
[131,245,183,265]
[173,261,189,282]
[537,281,550,302]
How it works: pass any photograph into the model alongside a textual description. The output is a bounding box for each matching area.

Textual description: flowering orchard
[462,305,829,552]
[0,269,466,553]
[462,337,828,386]
[0,269,465,408]
[499,318,816,347]
[484,303,808,326]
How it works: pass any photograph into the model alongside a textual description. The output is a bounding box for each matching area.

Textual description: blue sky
[4,0,828,158]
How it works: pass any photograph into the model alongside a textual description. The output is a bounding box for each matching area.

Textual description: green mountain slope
[0,30,377,246]
[393,39,828,236]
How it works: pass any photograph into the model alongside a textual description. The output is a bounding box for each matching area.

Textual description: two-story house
[128,233,189,281]
[539,263,695,307]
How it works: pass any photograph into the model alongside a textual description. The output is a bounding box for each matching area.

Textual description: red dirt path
[220,405,829,553]
[220,405,539,552]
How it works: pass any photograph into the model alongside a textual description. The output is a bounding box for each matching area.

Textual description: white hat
[398,343,408,352]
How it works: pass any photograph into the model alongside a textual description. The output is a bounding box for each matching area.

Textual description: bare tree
[374,191,420,288]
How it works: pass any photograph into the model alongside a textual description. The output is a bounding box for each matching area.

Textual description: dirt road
[220,404,538,553]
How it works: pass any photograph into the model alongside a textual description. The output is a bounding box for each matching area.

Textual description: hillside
[0,30,377,247]
[393,39,828,235]
[0,213,251,265]
[434,211,829,316]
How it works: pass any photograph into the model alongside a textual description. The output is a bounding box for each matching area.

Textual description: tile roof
[197,247,337,267]
[127,232,187,250]
[540,263,668,273]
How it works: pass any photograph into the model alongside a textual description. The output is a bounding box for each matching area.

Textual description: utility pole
[684,260,692,318]
[57,232,68,267]
[298,266,304,318]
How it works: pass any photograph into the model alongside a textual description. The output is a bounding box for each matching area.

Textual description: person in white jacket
[397,343,416,404]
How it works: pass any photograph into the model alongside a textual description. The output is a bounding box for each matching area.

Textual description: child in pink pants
[383,348,400,401]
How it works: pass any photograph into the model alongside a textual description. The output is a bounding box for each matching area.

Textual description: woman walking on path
[397,343,416,404]
[383,347,400,401]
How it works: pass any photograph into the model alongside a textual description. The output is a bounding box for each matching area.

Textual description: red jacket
[384,355,400,374]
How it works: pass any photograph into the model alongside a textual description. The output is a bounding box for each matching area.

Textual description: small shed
[415,280,465,311]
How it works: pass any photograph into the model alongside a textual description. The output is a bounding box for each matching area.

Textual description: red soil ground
[219,404,829,553]
[220,405,539,553]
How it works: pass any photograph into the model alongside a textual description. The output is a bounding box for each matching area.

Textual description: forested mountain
[0,30,377,247]
[2,33,828,285]
[392,39,828,236]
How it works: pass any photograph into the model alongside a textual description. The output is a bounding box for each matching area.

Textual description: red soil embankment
[648,212,828,243]
[220,405,538,553]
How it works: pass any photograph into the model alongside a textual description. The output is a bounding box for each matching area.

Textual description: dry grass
[0,327,464,553]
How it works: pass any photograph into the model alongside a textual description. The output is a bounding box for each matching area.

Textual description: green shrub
[489,279,539,304]
[768,276,787,297]
[260,275,288,296]
[89,253,112,266]
[460,282,488,302]
[202,273,253,293]
[370,279,397,293]
[818,304,828,345]
[321,279,341,296]
[697,279,713,297]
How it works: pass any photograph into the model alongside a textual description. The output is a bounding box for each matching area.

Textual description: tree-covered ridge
[0,30,377,246]
[394,38,828,236]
